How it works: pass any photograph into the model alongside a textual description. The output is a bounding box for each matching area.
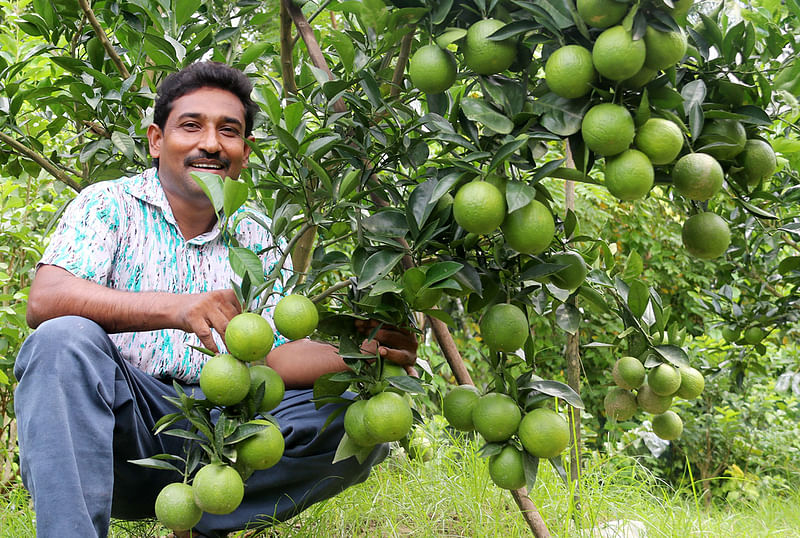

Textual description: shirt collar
[123,168,223,244]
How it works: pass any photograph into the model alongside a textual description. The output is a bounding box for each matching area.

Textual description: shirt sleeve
[39,184,121,285]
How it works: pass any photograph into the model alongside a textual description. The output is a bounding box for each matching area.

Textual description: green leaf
[653,345,690,368]
[778,256,800,274]
[111,131,135,160]
[435,28,467,48]
[163,429,205,441]
[273,125,299,156]
[223,177,248,217]
[506,181,537,213]
[425,308,456,327]
[356,251,404,290]
[487,137,528,175]
[555,303,580,335]
[303,157,333,192]
[362,210,408,237]
[523,452,540,491]
[424,261,463,286]
[239,42,273,65]
[229,246,265,286]
[531,93,587,136]
[622,250,643,280]
[627,280,650,319]
[191,172,224,213]
[461,98,514,134]
[526,380,584,409]
[387,375,425,394]
[333,433,373,464]
[128,457,182,472]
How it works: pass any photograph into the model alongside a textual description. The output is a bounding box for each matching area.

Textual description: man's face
[147,87,253,205]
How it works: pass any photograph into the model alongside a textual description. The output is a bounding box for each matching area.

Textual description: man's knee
[15,315,114,381]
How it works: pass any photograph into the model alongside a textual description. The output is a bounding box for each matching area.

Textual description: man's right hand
[177,289,241,353]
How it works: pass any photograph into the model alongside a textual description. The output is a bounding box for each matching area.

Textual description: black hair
[152,61,258,138]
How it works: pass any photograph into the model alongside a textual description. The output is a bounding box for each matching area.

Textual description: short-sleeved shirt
[39,167,290,383]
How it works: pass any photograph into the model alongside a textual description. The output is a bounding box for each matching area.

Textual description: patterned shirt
[39,168,290,382]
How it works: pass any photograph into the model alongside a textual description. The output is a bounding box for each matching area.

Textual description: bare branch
[76,0,131,79]
[0,132,82,192]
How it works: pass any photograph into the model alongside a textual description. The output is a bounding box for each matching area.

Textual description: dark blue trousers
[14,316,387,537]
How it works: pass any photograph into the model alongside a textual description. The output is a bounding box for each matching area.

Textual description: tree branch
[390,30,415,98]
[76,0,131,79]
[0,132,82,192]
[279,0,298,96]
[285,0,347,114]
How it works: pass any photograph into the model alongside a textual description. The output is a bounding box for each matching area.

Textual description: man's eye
[221,127,240,136]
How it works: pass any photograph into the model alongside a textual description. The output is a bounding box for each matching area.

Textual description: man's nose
[198,127,222,153]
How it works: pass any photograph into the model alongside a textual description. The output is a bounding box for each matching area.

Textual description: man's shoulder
[78,169,153,201]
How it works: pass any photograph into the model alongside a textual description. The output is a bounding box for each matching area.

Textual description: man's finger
[380,347,416,367]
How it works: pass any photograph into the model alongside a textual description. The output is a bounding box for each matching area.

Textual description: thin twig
[0,132,82,191]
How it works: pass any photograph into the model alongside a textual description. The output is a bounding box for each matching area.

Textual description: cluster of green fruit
[153,295,319,532]
[343,363,415,449]
[604,356,704,441]
[443,385,570,490]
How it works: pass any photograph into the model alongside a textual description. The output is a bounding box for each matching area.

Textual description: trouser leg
[14,316,187,537]
[195,390,389,537]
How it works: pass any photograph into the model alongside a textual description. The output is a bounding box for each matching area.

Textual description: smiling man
[14,62,416,538]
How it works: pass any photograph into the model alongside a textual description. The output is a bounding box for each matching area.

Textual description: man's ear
[242,135,255,167]
[147,124,163,159]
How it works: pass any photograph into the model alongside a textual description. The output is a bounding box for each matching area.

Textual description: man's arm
[27,265,241,353]
[266,322,420,388]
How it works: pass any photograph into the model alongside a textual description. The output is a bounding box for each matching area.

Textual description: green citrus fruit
[409,44,458,94]
[549,251,588,291]
[273,294,319,340]
[652,410,683,440]
[604,149,654,201]
[743,326,766,345]
[544,45,597,99]
[472,392,522,443]
[479,303,529,352]
[581,103,635,156]
[488,445,527,490]
[622,66,658,89]
[737,139,777,186]
[634,118,684,165]
[682,212,731,259]
[675,366,705,399]
[648,364,682,396]
[248,364,285,413]
[155,482,202,532]
[577,0,629,28]
[636,384,673,414]
[344,399,380,447]
[604,387,638,421]
[443,384,481,431]
[192,463,244,515]
[518,407,570,459]
[237,419,285,470]
[453,181,506,234]
[643,26,688,70]
[462,19,516,75]
[696,119,747,160]
[722,326,740,343]
[501,200,555,255]
[672,153,724,201]
[199,353,251,406]
[225,312,274,362]
[363,391,414,443]
[402,268,443,311]
[612,356,646,390]
[592,26,647,81]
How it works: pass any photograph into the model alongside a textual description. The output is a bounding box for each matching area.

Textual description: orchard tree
[2,0,800,534]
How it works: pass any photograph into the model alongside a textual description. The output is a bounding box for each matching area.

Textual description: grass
[2,430,799,537]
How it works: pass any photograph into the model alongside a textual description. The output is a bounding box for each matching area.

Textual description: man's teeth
[192,163,223,169]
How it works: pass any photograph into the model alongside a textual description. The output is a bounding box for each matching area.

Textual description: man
[15,62,417,537]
